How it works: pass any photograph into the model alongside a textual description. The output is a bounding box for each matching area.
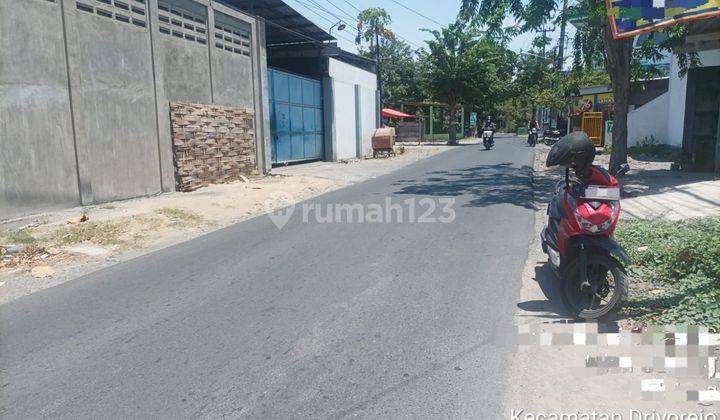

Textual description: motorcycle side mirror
[615,163,630,178]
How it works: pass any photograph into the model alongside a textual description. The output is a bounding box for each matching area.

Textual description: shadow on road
[392,162,535,209]
[516,261,571,320]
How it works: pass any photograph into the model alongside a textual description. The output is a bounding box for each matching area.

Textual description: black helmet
[546,131,596,178]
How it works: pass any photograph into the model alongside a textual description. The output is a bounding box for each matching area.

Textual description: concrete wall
[628,92,669,147]
[0,0,267,220]
[0,0,81,218]
[156,1,213,104]
[151,0,213,192]
[65,1,162,204]
[327,58,377,160]
[211,10,255,109]
[667,49,720,147]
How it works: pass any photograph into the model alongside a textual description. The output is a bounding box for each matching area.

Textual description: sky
[282,0,576,68]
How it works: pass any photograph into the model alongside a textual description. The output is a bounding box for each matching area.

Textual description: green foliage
[356,8,394,47]
[418,23,493,106]
[418,22,510,142]
[628,137,681,161]
[0,226,37,245]
[360,37,422,104]
[616,218,720,331]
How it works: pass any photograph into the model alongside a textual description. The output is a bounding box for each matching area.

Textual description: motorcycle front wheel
[561,253,628,320]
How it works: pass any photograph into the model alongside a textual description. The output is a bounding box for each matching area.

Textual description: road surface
[0,136,536,418]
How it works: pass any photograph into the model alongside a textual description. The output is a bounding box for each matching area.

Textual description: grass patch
[50,220,128,246]
[628,136,680,161]
[0,227,37,245]
[154,208,204,225]
[615,218,720,331]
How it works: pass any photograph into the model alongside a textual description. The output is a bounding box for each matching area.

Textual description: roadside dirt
[504,145,719,418]
[0,145,449,304]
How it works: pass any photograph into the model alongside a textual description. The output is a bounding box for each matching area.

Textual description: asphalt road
[0,136,536,419]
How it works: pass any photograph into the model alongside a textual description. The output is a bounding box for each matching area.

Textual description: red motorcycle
[541,132,631,319]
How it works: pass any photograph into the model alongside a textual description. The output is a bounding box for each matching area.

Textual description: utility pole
[537,27,554,124]
[538,27,554,61]
[373,25,383,128]
[556,0,568,70]
[375,25,382,101]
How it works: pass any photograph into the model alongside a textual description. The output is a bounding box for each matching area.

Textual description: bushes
[628,136,681,161]
[615,218,720,331]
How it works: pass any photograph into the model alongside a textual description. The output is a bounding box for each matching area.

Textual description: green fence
[392,103,467,141]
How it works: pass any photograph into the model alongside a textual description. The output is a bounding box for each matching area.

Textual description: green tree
[418,22,500,144]
[356,8,396,104]
[359,37,422,105]
[356,7,394,48]
[462,0,698,173]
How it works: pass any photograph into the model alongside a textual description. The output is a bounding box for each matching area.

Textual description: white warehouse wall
[328,58,377,160]
[666,48,720,147]
[628,92,669,147]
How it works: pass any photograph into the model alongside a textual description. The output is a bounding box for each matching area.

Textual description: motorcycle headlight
[569,195,620,234]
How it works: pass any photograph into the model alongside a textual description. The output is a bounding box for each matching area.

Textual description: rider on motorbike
[483,116,496,141]
[527,117,539,144]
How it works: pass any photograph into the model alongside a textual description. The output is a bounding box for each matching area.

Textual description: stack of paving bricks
[170,102,257,192]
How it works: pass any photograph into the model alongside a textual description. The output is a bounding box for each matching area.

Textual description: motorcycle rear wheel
[561,253,628,320]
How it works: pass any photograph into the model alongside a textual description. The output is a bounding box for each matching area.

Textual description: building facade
[0,0,378,220]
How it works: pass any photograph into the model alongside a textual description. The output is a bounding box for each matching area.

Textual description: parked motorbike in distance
[543,129,561,145]
[541,132,632,320]
[482,129,494,150]
[527,128,538,147]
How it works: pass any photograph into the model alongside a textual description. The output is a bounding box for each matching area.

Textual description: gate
[268,69,323,164]
[581,112,604,147]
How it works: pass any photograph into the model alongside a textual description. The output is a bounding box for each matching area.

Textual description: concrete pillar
[207,2,217,103]
[667,54,688,147]
[252,17,271,174]
[323,76,336,162]
[355,84,362,159]
[147,0,182,192]
[429,105,434,141]
[60,0,94,204]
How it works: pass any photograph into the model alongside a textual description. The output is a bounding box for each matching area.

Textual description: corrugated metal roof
[217,0,335,46]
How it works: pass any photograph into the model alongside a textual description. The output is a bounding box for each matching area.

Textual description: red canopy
[382,108,415,119]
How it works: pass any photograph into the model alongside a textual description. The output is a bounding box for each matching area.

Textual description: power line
[263,20,324,45]
[320,0,357,21]
[286,0,359,45]
[386,0,444,27]
[340,0,361,13]
[331,0,425,50]
[293,0,426,51]
[305,0,362,30]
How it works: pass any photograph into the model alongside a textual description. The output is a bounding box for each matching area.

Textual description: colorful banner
[597,92,614,105]
[607,0,720,39]
[572,95,596,114]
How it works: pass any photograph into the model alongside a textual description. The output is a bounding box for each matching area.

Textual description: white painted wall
[667,54,688,147]
[328,58,377,160]
[628,92,669,147]
[698,48,720,67]
[666,48,720,147]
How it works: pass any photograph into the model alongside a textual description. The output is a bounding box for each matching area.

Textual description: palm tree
[357,8,395,101]
[419,23,491,145]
